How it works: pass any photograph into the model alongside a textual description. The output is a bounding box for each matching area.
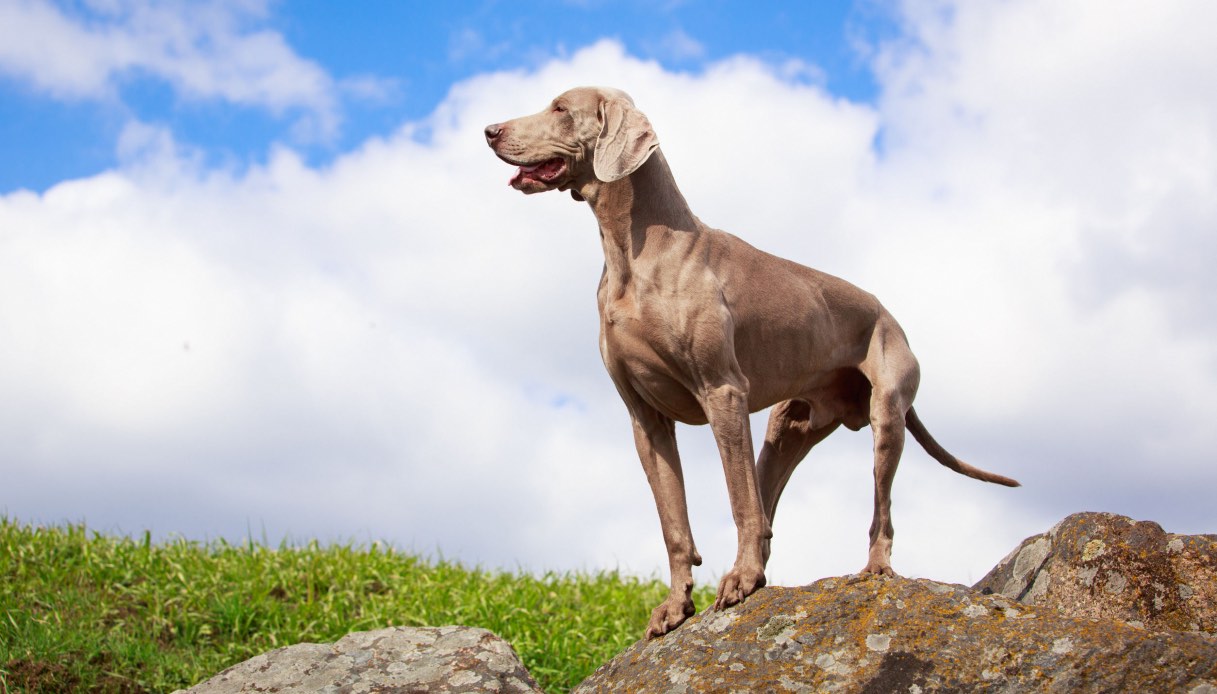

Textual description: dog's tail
[906,407,1020,487]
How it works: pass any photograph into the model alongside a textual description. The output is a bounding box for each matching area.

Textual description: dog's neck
[579,149,700,282]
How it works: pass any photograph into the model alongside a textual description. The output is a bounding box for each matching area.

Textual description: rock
[574,575,1217,693]
[173,513,1217,693]
[974,511,1217,634]
[173,625,541,693]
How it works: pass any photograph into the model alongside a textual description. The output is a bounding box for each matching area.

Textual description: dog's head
[484,86,659,199]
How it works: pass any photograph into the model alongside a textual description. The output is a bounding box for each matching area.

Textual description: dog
[485,86,1019,638]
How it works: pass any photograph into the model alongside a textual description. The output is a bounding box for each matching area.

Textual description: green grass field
[0,518,715,693]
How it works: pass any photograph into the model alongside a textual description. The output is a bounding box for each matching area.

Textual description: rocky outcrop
[974,511,1216,634]
[173,625,540,693]
[176,513,1217,693]
[574,574,1217,693]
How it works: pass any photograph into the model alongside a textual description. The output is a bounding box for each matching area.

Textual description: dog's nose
[484,123,503,144]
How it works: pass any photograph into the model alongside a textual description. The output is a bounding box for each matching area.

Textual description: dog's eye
[553,104,567,113]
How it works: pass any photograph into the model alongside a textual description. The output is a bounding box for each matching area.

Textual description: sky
[2,0,1215,592]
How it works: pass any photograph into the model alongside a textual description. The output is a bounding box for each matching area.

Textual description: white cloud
[861,0,1217,479]
[3,1,1216,597]
[0,0,376,140]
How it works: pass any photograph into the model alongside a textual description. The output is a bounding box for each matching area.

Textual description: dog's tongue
[508,158,563,187]
[508,163,539,187]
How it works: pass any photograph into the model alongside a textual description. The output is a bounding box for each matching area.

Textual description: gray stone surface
[573,575,1217,693]
[174,512,1217,693]
[975,511,1217,633]
[174,625,541,693]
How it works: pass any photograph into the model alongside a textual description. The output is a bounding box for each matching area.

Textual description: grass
[0,518,716,693]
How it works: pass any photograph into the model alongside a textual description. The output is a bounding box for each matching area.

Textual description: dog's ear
[593,98,659,183]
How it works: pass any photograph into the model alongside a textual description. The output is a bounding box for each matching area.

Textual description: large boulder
[573,575,1217,693]
[974,511,1217,633]
[174,512,1217,693]
[174,625,541,693]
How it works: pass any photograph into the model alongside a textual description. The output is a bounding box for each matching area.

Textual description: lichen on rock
[975,511,1217,634]
[574,574,1217,693]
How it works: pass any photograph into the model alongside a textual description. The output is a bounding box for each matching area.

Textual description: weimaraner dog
[485,86,1019,638]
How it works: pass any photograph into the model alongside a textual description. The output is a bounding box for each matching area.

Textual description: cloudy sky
[2,0,1214,591]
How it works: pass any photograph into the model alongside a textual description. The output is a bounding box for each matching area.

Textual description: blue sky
[2,1,1216,588]
[0,1,894,192]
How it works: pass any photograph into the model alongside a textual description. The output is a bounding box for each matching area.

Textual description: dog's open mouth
[508,157,567,190]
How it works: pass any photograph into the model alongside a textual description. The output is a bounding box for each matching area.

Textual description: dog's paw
[713,564,766,610]
[645,594,696,639]
[859,561,898,577]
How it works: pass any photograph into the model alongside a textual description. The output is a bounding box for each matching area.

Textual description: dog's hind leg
[858,315,920,576]
[755,399,839,566]
[863,390,907,575]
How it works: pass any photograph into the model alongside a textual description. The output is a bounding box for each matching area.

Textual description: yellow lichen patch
[1083,539,1107,561]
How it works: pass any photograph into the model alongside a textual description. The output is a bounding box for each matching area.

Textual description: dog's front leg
[628,404,703,638]
[703,382,770,610]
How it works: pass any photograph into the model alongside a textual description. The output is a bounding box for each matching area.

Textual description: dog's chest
[597,296,714,424]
